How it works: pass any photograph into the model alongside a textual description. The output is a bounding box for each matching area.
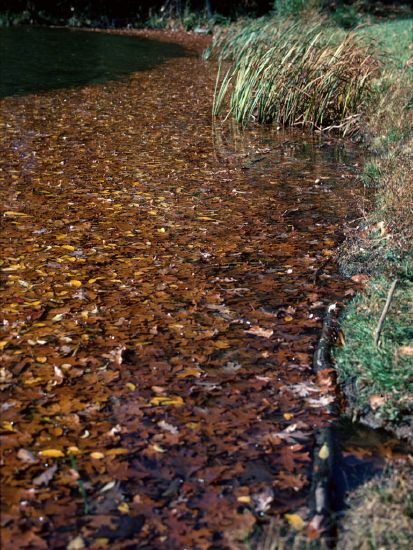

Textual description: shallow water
[0,30,370,549]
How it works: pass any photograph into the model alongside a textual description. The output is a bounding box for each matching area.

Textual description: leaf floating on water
[1,421,15,432]
[2,264,25,272]
[67,446,81,455]
[90,452,105,460]
[106,448,129,456]
[4,211,31,217]
[318,443,329,460]
[33,464,58,486]
[246,326,273,338]
[118,502,130,514]
[39,449,65,458]
[150,396,184,407]
[237,496,252,504]
[67,536,86,550]
[177,367,202,379]
[17,449,37,463]
[285,513,305,530]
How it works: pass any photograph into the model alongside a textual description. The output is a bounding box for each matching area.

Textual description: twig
[373,278,398,347]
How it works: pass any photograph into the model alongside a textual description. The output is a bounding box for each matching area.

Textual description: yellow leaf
[284,316,293,322]
[39,449,65,458]
[59,255,76,262]
[106,448,129,456]
[285,513,305,530]
[1,421,15,432]
[152,444,166,453]
[118,502,129,514]
[177,368,202,379]
[94,539,109,547]
[237,496,251,504]
[69,280,82,288]
[0,341,8,350]
[283,412,294,420]
[186,422,199,430]
[2,264,24,272]
[319,443,329,460]
[126,383,136,391]
[67,446,81,455]
[90,452,105,460]
[4,211,31,217]
[214,340,230,349]
[157,227,166,233]
[61,244,75,251]
[36,356,47,363]
[197,216,215,221]
[150,396,184,407]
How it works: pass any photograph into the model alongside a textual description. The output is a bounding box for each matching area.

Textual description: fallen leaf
[246,326,273,338]
[91,452,105,460]
[285,513,305,530]
[150,396,184,407]
[39,449,65,458]
[33,464,58,486]
[17,448,37,463]
[318,443,329,460]
[67,535,86,550]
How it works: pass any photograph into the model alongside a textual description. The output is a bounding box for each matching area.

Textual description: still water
[0,29,374,549]
[0,27,187,97]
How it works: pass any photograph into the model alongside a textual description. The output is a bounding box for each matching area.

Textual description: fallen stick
[373,278,398,347]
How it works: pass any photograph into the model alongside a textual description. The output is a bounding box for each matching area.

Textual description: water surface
[0,27,187,97]
[0,30,367,549]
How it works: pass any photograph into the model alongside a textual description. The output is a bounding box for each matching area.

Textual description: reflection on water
[0,27,188,97]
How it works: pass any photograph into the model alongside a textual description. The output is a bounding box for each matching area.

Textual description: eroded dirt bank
[0,33,364,549]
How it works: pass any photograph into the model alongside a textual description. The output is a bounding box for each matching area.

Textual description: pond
[0,29,370,549]
[0,27,187,97]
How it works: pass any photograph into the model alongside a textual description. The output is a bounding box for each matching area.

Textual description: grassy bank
[335,17,413,441]
[206,16,378,134]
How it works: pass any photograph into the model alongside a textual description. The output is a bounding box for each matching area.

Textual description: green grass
[335,275,413,424]
[359,18,413,66]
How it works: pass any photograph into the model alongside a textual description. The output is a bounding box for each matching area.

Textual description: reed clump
[208,17,379,134]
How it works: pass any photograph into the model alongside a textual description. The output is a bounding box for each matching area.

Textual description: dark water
[0,27,187,97]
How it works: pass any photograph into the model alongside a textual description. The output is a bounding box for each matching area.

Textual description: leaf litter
[0,31,365,549]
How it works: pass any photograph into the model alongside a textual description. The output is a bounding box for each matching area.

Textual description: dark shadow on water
[330,419,411,513]
[0,27,189,97]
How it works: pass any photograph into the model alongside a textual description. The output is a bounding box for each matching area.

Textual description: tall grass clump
[208,16,378,134]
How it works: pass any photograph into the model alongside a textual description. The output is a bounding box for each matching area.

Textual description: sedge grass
[208,16,379,134]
